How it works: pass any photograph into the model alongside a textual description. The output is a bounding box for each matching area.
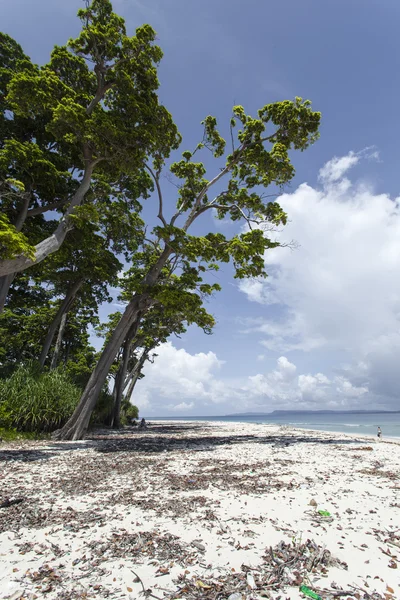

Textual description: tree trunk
[52,248,172,441]
[109,369,121,428]
[0,158,97,279]
[0,273,15,312]
[52,294,149,440]
[111,339,130,430]
[125,350,148,401]
[50,312,68,370]
[39,278,84,368]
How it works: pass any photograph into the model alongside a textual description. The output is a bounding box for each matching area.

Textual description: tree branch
[27,199,68,217]
[86,81,115,116]
[144,163,167,227]
[0,155,103,278]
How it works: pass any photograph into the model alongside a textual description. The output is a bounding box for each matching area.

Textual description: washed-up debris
[300,585,322,599]
[345,446,374,452]
[167,538,348,599]
[305,510,334,524]
[0,502,108,534]
[262,538,347,588]
[0,497,24,508]
[359,467,399,480]
[1,423,399,600]
[88,530,197,566]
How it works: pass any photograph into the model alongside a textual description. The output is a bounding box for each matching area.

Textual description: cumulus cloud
[168,401,195,412]
[135,344,365,414]
[239,149,400,408]
[135,342,227,412]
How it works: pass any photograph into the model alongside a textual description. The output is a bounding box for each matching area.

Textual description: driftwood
[0,497,25,509]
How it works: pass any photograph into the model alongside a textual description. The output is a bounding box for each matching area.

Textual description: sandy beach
[0,421,399,600]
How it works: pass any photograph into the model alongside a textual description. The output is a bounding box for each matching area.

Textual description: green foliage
[0,213,35,260]
[90,388,115,425]
[0,364,81,432]
[0,0,180,277]
[120,399,139,425]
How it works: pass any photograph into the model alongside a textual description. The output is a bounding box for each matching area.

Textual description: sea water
[150,412,400,439]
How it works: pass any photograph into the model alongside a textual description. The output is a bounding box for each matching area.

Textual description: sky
[3,0,400,415]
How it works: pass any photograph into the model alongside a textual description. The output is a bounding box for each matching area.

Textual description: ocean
[150,412,400,439]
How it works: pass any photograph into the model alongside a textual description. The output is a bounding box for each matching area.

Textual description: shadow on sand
[0,422,367,463]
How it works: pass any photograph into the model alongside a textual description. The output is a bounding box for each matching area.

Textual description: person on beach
[139,418,147,430]
[377,426,382,441]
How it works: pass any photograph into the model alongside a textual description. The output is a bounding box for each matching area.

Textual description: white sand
[0,421,399,599]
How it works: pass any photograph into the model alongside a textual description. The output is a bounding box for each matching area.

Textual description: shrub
[0,363,81,432]
[121,399,139,425]
[91,389,115,426]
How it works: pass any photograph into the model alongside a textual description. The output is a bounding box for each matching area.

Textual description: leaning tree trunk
[52,248,172,441]
[109,368,121,428]
[50,312,68,370]
[52,294,149,440]
[111,342,130,430]
[112,323,143,428]
[124,350,148,401]
[39,278,84,368]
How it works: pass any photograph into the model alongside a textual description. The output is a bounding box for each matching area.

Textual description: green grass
[0,427,50,441]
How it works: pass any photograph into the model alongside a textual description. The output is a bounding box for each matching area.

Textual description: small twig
[131,569,146,594]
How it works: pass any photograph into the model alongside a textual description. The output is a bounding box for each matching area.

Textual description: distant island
[226,409,400,416]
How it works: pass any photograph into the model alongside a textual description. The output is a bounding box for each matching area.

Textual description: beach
[0,421,399,600]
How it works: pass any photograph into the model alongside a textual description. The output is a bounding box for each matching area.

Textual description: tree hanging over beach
[54,99,320,439]
[0,0,321,440]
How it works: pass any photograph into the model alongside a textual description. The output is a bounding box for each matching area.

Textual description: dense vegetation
[0,0,320,439]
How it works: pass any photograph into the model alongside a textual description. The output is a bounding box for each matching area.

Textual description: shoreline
[1,420,399,599]
[149,417,400,443]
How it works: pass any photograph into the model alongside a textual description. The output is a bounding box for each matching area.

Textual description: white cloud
[318,151,360,184]
[136,342,227,412]
[239,149,400,408]
[335,377,368,398]
[168,401,195,412]
[318,147,379,184]
[136,344,364,414]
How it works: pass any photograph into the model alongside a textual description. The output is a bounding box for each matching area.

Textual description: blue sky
[4,0,400,415]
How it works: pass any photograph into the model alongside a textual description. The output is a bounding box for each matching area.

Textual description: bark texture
[124,349,148,401]
[50,312,68,370]
[39,278,84,368]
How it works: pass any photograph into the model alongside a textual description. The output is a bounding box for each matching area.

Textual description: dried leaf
[196,580,212,589]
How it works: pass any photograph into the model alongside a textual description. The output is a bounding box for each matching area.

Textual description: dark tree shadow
[0,422,368,463]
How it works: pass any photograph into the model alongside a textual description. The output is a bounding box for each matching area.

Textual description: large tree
[54,98,321,440]
[0,0,179,297]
